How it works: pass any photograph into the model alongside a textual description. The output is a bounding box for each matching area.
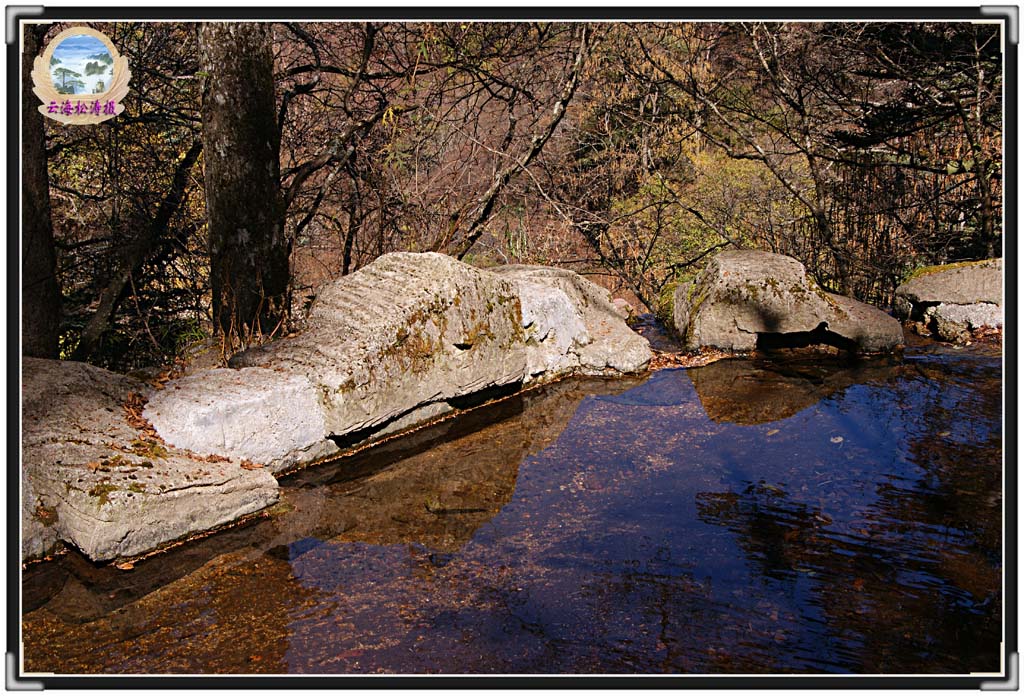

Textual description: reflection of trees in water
[574,545,792,674]
[22,353,1000,675]
[694,357,1002,674]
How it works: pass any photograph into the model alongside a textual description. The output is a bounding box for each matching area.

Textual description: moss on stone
[88,483,119,506]
[806,274,839,306]
[130,438,168,459]
[904,259,995,283]
[34,503,58,527]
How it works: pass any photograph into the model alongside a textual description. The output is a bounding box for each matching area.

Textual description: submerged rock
[689,355,906,425]
[21,358,279,562]
[894,259,1002,342]
[673,250,903,354]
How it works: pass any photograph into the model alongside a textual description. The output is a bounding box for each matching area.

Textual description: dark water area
[631,312,684,352]
[21,338,1003,675]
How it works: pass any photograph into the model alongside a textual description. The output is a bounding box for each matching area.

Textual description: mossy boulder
[673,250,903,353]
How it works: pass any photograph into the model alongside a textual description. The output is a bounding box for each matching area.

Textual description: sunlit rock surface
[157,254,650,473]
[23,254,653,562]
[894,259,1002,342]
[673,250,903,353]
[21,358,279,562]
[229,253,526,447]
[144,368,336,471]
[491,265,652,379]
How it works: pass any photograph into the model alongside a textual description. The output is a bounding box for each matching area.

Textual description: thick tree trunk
[199,22,288,341]
[22,25,62,358]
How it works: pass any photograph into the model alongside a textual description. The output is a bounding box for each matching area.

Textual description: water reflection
[689,353,907,425]
[21,344,1001,675]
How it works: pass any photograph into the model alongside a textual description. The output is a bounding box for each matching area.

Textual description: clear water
[21,339,1002,675]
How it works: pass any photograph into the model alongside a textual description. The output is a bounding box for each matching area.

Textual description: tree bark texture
[22,25,62,358]
[199,22,288,340]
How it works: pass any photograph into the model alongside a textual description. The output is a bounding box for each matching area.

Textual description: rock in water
[490,265,652,381]
[21,358,279,562]
[24,253,651,560]
[673,250,903,353]
[144,368,336,472]
[226,252,527,466]
[22,254,652,562]
[894,259,1002,342]
[153,254,651,473]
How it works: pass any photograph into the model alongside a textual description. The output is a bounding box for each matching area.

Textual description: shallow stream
[22,335,1003,675]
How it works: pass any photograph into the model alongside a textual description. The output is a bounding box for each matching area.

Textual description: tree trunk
[199,22,288,342]
[22,25,62,359]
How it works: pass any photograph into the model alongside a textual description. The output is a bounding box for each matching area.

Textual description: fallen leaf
[766,429,780,437]
[115,562,134,571]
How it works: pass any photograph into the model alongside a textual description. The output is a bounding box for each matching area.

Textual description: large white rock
[229,252,528,452]
[490,265,652,377]
[143,254,651,475]
[21,358,279,562]
[144,368,337,472]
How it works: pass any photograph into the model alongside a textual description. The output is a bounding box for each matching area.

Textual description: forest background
[21,20,1002,371]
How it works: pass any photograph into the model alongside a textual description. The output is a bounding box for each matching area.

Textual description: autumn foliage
[27,20,1002,370]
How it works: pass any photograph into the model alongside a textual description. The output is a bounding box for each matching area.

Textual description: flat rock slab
[894,259,1002,342]
[22,358,279,563]
[673,250,903,353]
[895,259,1002,308]
[144,368,336,473]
